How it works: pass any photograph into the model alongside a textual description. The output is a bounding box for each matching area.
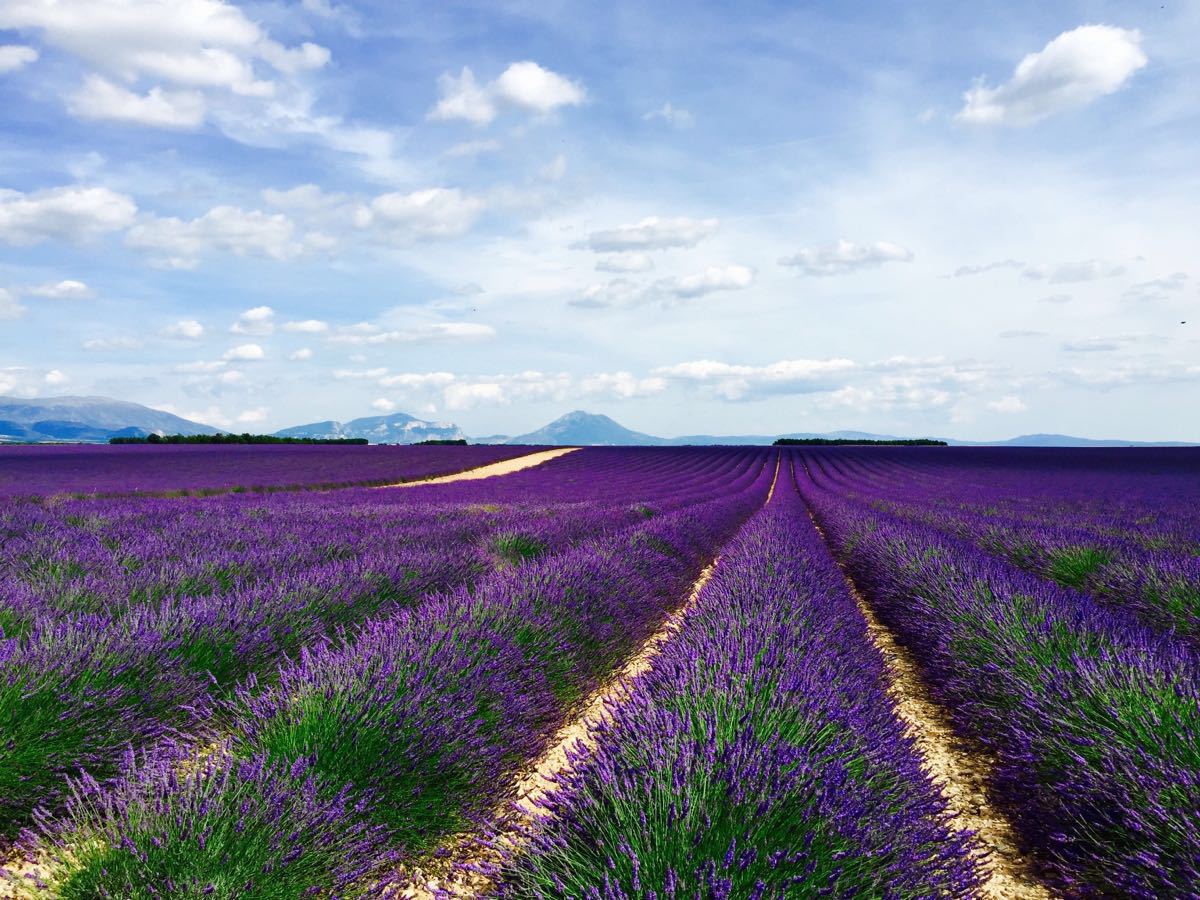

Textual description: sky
[0,0,1197,440]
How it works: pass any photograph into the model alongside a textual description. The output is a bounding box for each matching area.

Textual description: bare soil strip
[390,456,782,898]
[0,851,51,899]
[388,560,720,899]
[803,509,1054,900]
[1,452,582,897]
[379,447,579,488]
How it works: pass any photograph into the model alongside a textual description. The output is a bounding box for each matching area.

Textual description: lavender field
[1,444,1197,898]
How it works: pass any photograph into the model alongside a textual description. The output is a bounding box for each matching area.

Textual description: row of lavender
[797,449,1200,897]
[808,447,1200,647]
[2,447,761,629]
[0,447,769,846]
[0,443,538,498]
[493,463,979,898]
[10,453,775,895]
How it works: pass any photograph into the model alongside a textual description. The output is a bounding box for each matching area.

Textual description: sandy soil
[806,511,1055,900]
[0,850,52,899]
[387,559,720,899]
[380,447,579,488]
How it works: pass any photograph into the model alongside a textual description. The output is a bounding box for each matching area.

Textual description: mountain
[665,429,913,446]
[497,411,1198,447]
[0,396,218,443]
[943,433,1199,448]
[275,412,466,444]
[506,410,666,445]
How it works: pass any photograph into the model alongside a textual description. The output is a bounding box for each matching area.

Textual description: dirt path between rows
[802,507,1054,899]
[389,455,782,898]
[0,448,584,898]
[380,447,579,488]
[387,560,720,899]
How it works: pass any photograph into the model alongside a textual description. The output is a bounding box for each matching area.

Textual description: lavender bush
[499,465,977,898]
[799,457,1200,897]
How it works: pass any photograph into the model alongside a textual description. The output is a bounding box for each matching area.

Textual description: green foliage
[109,433,368,445]
[1046,546,1112,589]
[491,532,548,568]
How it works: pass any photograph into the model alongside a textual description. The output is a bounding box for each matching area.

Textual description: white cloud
[0,185,137,245]
[570,278,642,309]
[654,358,858,401]
[162,319,205,339]
[174,359,226,373]
[0,0,327,98]
[67,75,207,128]
[1061,333,1162,353]
[287,347,313,361]
[987,395,1027,413]
[27,279,93,299]
[1056,361,1200,389]
[494,61,585,113]
[126,206,303,268]
[443,138,502,158]
[327,322,495,346]
[429,61,584,126]
[1039,293,1073,304]
[1123,272,1188,302]
[334,367,389,380]
[361,188,485,240]
[1022,259,1125,283]
[0,44,38,73]
[658,264,755,299]
[260,184,355,218]
[83,335,143,351]
[951,259,1023,277]
[235,406,268,424]
[231,305,275,335]
[370,397,396,412]
[0,366,82,396]
[0,288,26,320]
[223,343,265,360]
[999,329,1046,339]
[283,319,328,333]
[371,370,571,411]
[573,268,752,309]
[579,372,667,399]
[376,371,457,390]
[643,102,694,128]
[595,253,654,274]
[959,25,1147,126]
[779,240,913,276]
[429,67,496,125]
[582,216,720,252]
[0,3,412,178]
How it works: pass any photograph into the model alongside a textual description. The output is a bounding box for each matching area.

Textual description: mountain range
[0,396,217,443]
[500,411,1199,448]
[0,397,1195,447]
[275,412,465,443]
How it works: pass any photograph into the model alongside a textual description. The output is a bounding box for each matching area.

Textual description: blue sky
[1,0,1197,439]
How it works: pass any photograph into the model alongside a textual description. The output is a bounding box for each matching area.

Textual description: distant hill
[494,412,1198,448]
[275,412,465,444]
[506,411,667,446]
[945,433,1199,448]
[0,396,218,443]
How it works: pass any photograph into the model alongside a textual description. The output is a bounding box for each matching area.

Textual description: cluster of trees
[772,437,947,447]
[110,434,369,445]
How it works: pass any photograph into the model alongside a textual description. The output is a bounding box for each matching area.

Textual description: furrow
[803,507,1053,900]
